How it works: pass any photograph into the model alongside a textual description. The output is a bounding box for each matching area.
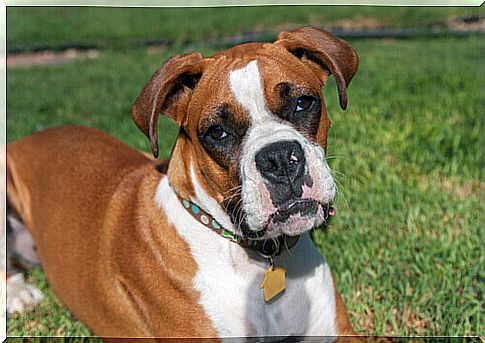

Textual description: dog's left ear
[132,52,207,157]
[274,27,358,110]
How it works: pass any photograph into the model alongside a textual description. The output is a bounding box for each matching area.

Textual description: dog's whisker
[223,185,243,196]
[237,213,247,232]
[324,153,350,161]
[223,190,242,205]
[331,170,348,179]
[223,192,242,212]
[333,179,350,210]
[234,198,245,218]
[223,187,242,198]
[230,198,244,224]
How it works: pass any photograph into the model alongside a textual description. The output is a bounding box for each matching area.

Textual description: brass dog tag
[261,265,286,302]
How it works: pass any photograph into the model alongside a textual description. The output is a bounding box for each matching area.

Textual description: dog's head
[132,27,358,240]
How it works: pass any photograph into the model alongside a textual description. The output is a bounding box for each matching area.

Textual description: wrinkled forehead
[187,43,322,124]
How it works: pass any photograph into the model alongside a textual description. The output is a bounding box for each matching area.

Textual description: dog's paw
[7,273,44,314]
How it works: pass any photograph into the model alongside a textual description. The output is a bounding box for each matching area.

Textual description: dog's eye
[295,96,315,112]
[206,125,228,141]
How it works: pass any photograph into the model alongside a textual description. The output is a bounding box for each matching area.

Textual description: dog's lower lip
[266,200,335,226]
[270,199,319,224]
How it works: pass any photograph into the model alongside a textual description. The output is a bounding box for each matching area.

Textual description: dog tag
[261,265,286,302]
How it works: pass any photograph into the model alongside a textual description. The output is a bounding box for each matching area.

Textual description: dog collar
[176,194,299,258]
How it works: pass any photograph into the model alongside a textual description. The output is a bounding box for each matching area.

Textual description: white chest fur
[156,177,337,337]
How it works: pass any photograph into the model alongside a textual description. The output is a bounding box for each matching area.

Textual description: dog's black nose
[255,140,306,185]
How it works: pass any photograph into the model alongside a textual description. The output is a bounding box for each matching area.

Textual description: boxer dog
[6,27,359,338]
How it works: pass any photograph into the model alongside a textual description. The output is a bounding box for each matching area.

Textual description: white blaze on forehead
[229,60,270,123]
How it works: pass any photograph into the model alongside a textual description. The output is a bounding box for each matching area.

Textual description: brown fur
[7,126,216,337]
[132,28,358,220]
[7,27,359,337]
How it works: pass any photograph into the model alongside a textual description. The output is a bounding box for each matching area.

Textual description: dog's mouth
[226,197,335,241]
[226,199,332,240]
[265,199,334,233]
[269,199,321,223]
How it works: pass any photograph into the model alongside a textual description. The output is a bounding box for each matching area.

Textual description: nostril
[269,159,278,172]
[263,159,278,173]
[258,155,278,172]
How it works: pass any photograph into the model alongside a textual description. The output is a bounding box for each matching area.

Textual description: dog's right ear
[132,52,207,158]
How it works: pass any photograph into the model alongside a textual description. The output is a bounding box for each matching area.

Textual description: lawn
[6,6,484,338]
[7,6,481,51]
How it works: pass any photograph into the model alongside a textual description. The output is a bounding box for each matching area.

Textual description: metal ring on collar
[257,238,281,259]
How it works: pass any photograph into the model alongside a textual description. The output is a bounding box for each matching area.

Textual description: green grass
[7,6,481,51]
[6,35,483,336]
[6,268,92,336]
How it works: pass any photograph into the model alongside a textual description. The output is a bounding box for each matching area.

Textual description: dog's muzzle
[246,139,335,238]
[255,140,306,206]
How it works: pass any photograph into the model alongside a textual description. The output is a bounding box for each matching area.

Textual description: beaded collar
[176,194,299,258]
